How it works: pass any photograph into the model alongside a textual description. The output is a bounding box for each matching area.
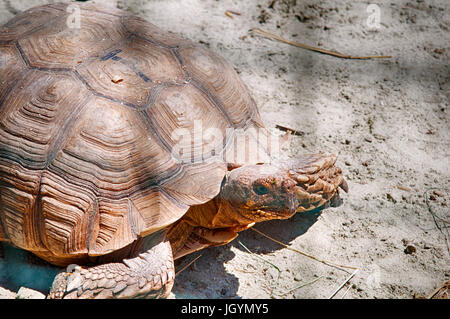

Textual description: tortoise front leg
[48,231,175,299]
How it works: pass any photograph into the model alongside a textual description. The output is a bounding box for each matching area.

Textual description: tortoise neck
[182,196,254,229]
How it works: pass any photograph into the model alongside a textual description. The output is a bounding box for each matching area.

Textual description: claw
[340,178,349,193]
[330,191,343,207]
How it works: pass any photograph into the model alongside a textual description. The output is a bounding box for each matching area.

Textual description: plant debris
[250,28,392,60]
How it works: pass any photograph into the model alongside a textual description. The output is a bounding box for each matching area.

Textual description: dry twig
[395,185,411,192]
[238,240,282,296]
[175,253,203,275]
[238,240,281,273]
[249,228,359,298]
[340,284,353,299]
[251,227,358,273]
[277,276,323,297]
[276,124,304,136]
[427,281,449,299]
[328,269,359,299]
[225,10,241,19]
[238,240,324,297]
[250,28,392,60]
[424,188,450,254]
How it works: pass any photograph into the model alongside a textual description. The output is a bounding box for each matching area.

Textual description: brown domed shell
[0,3,267,262]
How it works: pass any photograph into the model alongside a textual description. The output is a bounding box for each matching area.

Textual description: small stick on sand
[276,124,304,136]
[238,240,281,273]
[340,284,353,299]
[250,228,359,298]
[175,253,203,275]
[424,188,450,253]
[395,185,411,192]
[227,10,241,16]
[250,28,392,60]
[278,275,324,297]
[238,240,282,296]
[251,228,358,273]
[225,10,241,19]
[427,281,449,299]
[328,268,359,299]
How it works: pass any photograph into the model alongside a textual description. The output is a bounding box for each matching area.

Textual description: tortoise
[0,3,348,299]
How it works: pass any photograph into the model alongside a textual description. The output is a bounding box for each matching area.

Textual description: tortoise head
[220,154,348,223]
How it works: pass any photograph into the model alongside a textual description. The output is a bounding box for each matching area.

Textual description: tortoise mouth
[241,207,296,222]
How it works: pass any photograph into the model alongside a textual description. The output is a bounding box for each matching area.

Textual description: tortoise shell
[0,3,267,263]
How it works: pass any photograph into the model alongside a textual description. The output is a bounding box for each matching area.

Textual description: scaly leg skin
[48,231,175,299]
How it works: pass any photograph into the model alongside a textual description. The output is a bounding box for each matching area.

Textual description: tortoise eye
[253,184,269,195]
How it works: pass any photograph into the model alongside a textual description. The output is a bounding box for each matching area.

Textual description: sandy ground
[0,0,449,299]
